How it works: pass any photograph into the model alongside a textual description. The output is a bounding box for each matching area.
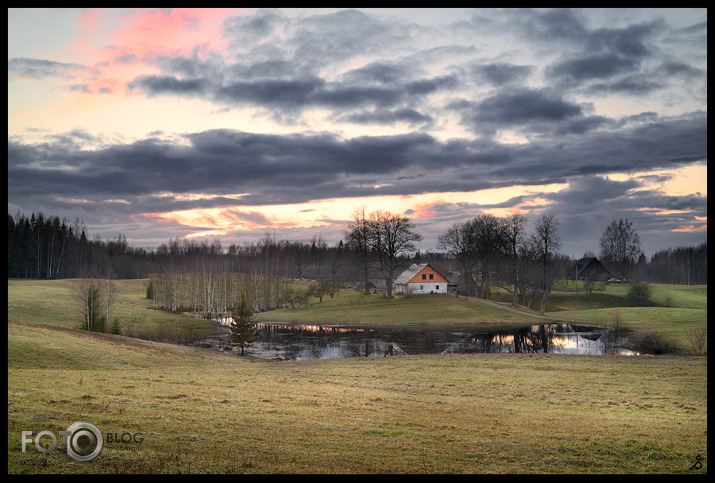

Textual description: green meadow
[7,278,708,474]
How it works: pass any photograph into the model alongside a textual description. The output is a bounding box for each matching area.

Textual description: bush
[625,282,652,306]
[609,310,630,337]
[685,326,707,356]
[636,331,676,355]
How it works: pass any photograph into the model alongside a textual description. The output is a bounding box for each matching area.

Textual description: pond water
[194,321,641,360]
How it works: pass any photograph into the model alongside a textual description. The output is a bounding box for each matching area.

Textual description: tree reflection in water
[206,322,642,360]
[469,324,638,355]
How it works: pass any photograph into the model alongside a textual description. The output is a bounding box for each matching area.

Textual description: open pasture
[7,278,707,473]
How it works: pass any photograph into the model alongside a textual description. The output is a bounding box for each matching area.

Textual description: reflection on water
[197,321,640,360]
[467,324,639,356]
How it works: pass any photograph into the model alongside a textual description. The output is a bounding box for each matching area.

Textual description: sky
[7,8,707,258]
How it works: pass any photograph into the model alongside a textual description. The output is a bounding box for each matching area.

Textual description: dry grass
[8,321,707,474]
[7,279,708,473]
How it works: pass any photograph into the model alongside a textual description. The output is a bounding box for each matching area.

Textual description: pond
[193,321,642,360]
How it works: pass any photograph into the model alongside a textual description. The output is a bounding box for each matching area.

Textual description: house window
[436,285,440,290]
[422,274,426,280]
[420,285,424,291]
[429,274,434,280]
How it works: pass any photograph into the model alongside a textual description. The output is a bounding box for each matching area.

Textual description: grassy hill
[8,278,707,352]
[7,278,708,473]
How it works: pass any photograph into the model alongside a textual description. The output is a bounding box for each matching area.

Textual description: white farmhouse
[393,263,449,295]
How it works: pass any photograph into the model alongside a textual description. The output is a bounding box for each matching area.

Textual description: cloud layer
[7,8,707,256]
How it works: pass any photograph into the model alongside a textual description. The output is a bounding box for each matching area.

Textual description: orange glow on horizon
[635,207,694,216]
[672,223,707,233]
[142,184,567,239]
[608,164,707,197]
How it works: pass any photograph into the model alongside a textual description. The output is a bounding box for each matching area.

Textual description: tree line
[436,213,566,314]
[8,212,150,279]
[8,210,707,293]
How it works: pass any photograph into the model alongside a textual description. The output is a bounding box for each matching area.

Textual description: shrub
[685,326,707,356]
[609,310,629,337]
[625,282,652,306]
[636,331,676,355]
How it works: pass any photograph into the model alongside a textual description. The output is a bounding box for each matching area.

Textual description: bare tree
[501,214,529,306]
[437,220,480,295]
[438,215,506,298]
[369,210,422,299]
[73,266,105,332]
[599,218,642,280]
[345,207,373,294]
[103,268,117,328]
[531,214,562,315]
[471,214,503,299]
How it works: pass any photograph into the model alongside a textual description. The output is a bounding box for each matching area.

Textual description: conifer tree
[228,297,257,356]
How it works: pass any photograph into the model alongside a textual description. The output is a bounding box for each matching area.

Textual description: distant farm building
[573,257,611,282]
[394,263,450,295]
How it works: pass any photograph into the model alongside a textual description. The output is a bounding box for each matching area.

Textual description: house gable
[394,263,449,294]
[574,257,611,282]
[406,265,449,284]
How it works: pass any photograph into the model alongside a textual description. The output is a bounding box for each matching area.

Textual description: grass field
[7,278,708,474]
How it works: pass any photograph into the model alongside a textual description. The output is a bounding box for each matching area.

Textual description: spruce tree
[228,297,257,356]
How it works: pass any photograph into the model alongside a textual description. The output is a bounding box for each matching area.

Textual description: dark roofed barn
[574,257,611,282]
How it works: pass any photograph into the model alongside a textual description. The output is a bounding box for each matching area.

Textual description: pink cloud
[54,8,245,107]
[105,8,239,60]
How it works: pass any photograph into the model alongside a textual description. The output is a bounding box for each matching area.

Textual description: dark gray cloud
[129,69,458,116]
[129,75,209,96]
[470,63,533,86]
[8,111,705,208]
[584,21,661,59]
[221,8,286,49]
[587,74,663,95]
[507,8,589,44]
[472,88,584,125]
[8,57,84,79]
[338,61,414,85]
[547,53,639,82]
[338,108,433,126]
[453,88,595,138]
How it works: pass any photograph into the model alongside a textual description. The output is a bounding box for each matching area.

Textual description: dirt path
[463,296,558,321]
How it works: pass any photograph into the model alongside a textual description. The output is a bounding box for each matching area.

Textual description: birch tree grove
[73,266,115,332]
[148,235,298,317]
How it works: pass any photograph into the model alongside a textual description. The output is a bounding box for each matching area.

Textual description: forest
[7,211,708,293]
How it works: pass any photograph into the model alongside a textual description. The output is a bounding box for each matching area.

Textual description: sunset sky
[8,8,707,258]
